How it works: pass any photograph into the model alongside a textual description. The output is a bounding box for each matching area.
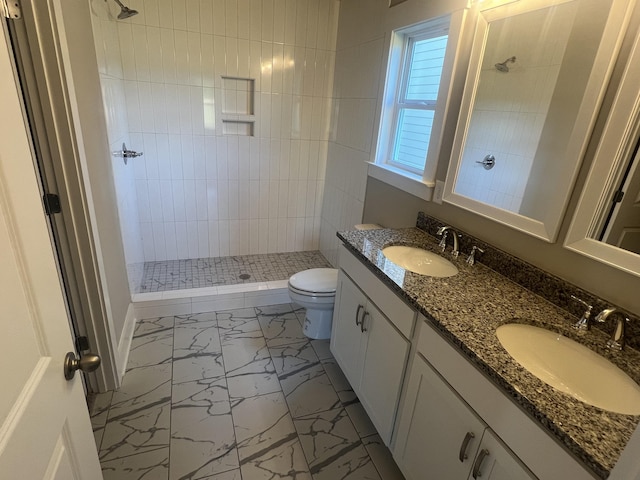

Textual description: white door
[468,429,536,480]
[0,25,103,480]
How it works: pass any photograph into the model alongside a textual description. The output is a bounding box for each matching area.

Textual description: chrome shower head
[495,56,516,73]
[111,0,138,19]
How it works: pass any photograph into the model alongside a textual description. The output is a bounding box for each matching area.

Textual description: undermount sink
[496,323,640,415]
[381,246,458,277]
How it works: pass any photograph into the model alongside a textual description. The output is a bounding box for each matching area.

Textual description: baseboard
[116,302,137,382]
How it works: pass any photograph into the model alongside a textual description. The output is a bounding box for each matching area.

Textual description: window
[372,16,454,198]
[391,33,448,173]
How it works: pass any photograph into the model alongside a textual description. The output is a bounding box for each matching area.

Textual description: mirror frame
[443,0,633,242]
[565,23,640,278]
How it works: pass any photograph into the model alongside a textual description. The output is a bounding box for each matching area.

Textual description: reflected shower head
[111,0,138,19]
[495,56,516,73]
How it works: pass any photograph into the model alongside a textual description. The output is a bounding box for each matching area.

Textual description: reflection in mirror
[592,141,640,255]
[564,15,640,278]
[444,0,630,241]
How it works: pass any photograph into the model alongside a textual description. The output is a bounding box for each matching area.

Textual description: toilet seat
[288,268,337,296]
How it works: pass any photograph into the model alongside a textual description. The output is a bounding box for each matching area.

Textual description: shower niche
[221,76,255,136]
[442,0,631,242]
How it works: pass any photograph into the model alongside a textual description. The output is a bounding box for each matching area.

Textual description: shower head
[111,0,138,19]
[495,56,516,73]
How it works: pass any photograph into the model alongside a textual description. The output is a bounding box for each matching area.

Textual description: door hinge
[612,190,625,203]
[43,193,62,215]
[1,0,21,19]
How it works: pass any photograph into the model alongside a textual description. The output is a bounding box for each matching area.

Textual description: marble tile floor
[90,303,405,480]
[139,251,332,293]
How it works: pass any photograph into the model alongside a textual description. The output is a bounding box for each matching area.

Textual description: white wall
[319,0,468,265]
[100,0,339,263]
[91,0,145,294]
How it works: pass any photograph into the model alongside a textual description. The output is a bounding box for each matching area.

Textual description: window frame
[371,10,468,200]
[388,30,448,175]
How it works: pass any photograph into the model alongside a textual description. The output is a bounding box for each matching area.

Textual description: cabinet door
[330,272,367,388]
[468,429,537,480]
[359,301,410,445]
[393,354,486,480]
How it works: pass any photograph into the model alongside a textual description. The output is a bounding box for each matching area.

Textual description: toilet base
[302,308,334,340]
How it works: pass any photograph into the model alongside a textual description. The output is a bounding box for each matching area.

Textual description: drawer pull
[361,311,369,333]
[472,449,490,478]
[458,431,475,462]
[356,305,364,326]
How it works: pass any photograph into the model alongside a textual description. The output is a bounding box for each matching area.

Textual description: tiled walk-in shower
[138,251,331,293]
[90,304,404,480]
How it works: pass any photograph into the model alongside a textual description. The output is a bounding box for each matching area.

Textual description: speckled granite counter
[337,226,640,479]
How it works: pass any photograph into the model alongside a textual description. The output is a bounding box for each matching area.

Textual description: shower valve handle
[112,142,143,164]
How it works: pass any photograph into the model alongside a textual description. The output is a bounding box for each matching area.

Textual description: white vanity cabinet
[393,351,535,480]
[330,245,416,445]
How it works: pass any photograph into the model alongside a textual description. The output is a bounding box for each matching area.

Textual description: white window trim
[371,9,469,200]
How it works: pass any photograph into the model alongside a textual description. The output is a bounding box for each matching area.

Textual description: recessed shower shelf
[221,76,255,136]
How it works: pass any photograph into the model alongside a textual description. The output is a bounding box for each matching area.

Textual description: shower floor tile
[138,251,332,293]
[91,304,405,480]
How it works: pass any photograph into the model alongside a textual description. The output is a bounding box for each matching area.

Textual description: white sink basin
[496,323,640,415]
[381,246,458,277]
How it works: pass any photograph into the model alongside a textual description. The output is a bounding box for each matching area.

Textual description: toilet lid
[289,268,338,293]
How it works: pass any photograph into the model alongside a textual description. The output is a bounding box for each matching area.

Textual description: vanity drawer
[338,244,416,338]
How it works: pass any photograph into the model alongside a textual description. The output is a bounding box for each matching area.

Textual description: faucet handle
[438,231,448,252]
[570,295,593,331]
[465,246,484,266]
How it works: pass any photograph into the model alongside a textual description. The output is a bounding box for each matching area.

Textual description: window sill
[367,162,435,201]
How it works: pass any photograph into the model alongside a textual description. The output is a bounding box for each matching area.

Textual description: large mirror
[565,22,640,278]
[443,0,632,242]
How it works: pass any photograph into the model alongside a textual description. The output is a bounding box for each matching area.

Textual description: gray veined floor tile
[310,339,333,362]
[206,469,242,479]
[127,320,175,371]
[100,401,171,462]
[271,342,341,419]
[240,439,311,480]
[345,403,377,439]
[175,312,217,325]
[322,359,357,406]
[173,317,222,355]
[217,307,262,339]
[170,406,238,479]
[172,376,230,413]
[107,363,172,420]
[293,407,361,467]
[173,349,226,384]
[101,446,169,480]
[269,341,319,376]
[232,391,297,460]
[222,335,281,399]
[258,307,309,347]
[134,316,176,338]
[91,391,114,450]
[362,434,404,480]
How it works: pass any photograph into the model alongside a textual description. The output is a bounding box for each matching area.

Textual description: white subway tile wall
[320,6,387,265]
[91,0,340,267]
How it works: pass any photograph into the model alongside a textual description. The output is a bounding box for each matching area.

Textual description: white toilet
[288,268,338,339]
[289,224,382,340]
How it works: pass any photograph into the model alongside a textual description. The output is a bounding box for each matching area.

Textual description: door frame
[4,0,122,391]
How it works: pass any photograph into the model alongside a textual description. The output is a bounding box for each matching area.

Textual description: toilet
[289,224,382,339]
[288,268,339,339]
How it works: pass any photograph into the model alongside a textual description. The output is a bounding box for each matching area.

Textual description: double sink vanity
[329,215,640,480]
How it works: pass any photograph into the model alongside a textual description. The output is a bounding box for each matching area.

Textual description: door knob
[63,351,101,380]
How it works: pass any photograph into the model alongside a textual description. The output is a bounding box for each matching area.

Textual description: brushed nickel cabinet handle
[458,431,475,462]
[472,449,490,478]
[361,311,369,333]
[356,304,364,326]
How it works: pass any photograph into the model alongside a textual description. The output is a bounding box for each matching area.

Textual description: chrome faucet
[437,225,460,258]
[570,295,593,331]
[595,307,630,350]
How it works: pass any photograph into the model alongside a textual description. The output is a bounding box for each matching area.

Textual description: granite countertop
[337,227,640,479]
